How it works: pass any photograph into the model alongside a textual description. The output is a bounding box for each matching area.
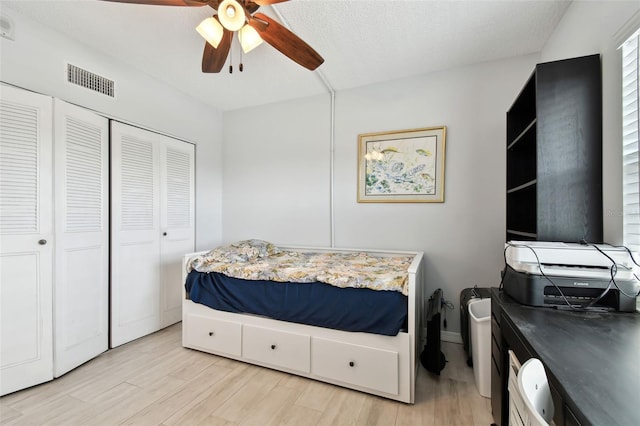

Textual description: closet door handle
[163,232,167,236]
[38,239,47,245]
[349,361,355,367]
[271,344,276,350]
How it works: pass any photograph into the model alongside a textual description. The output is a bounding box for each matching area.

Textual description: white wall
[223,94,332,246]
[0,8,223,250]
[540,0,640,245]
[333,56,538,334]
[223,55,539,333]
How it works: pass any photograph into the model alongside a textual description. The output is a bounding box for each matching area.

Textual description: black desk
[491,288,640,426]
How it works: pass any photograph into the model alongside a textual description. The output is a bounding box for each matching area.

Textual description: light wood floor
[1,324,493,425]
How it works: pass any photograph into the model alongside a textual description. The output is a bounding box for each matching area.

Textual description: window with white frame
[622,29,640,252]
[621,28,640,310]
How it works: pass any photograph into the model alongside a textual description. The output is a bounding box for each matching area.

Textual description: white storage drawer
[312,337,399,395]
[184,313,241,357]
[242,325,310,373]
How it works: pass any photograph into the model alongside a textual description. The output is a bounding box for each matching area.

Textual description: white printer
[503,241,640,312]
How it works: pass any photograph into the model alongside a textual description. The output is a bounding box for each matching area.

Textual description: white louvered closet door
[111,122,161,347]
[0,85,54,396]
[160,137,194,328]
[53,100,109,377]
[111,123,194,346]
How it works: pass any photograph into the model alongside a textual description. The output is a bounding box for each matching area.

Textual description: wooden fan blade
[243,1,260,14]
[202,27,233,73]
[100,0,209,5]
[252,0,289,5]
[249,13,323,71]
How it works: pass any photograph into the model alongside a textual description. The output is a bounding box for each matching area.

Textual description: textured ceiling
[0,0,572,111]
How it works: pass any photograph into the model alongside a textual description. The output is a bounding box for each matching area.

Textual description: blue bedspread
[185,271,408,336]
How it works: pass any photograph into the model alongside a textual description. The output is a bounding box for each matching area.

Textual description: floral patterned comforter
[187,240,414,295]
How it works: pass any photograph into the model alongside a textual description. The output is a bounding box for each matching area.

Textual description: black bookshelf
[506,54,603,243]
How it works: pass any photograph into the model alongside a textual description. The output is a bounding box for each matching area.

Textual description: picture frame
[357,126,446,203]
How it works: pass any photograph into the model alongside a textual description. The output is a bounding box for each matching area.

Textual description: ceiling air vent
[67,64,115,98]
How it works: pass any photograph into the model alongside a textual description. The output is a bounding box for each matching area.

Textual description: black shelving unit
[506,54,603,243]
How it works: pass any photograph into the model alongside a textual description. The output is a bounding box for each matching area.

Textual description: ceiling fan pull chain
[240,43,244,72]
[229,43,233,73]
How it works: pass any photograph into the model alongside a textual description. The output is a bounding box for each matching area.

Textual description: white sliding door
[160,138,194,328]
[53,99,109,376]
[111,122,161,347]
[111,122,193,346]
[0,85,54,395]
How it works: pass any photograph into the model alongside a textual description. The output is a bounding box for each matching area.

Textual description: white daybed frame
[181,246,425,403]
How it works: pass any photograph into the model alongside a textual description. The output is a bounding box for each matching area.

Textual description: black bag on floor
[420,288,447,374]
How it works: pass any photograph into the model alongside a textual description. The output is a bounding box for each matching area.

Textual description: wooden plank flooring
[1,324,493,425]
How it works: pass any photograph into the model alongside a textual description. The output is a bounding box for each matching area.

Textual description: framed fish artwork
[357,126,446,202]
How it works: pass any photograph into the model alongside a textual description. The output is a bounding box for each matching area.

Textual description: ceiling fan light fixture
[196,17,223,48]
[218,0,245,32]
[239,24,263,53]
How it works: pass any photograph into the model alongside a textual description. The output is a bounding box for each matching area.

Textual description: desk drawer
[312,337,399,395]
[491,334,501,375]
[491,353,503,425]
[184,313,241,357]
[243,325,310,373]
[564,404,581,426]
[491,292,501,325]
[491,317,501,346]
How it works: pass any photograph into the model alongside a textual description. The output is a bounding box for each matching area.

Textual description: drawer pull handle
[349,361,355,367]
[271,344,276,350]
[38,239,47,245]
[208,331,214,336]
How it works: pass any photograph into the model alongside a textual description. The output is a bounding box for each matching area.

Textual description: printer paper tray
[507,260,635,280]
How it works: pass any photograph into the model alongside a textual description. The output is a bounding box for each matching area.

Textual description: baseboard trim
[421,327,463,344]
[441,331,462,344]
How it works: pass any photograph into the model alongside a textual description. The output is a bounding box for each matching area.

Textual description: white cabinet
[0,88,109,395]
[111,122,194,347]
[182,289,415,402]
[0,85,54,396]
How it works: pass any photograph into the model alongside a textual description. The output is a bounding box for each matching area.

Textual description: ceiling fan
[101,0,324,73]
